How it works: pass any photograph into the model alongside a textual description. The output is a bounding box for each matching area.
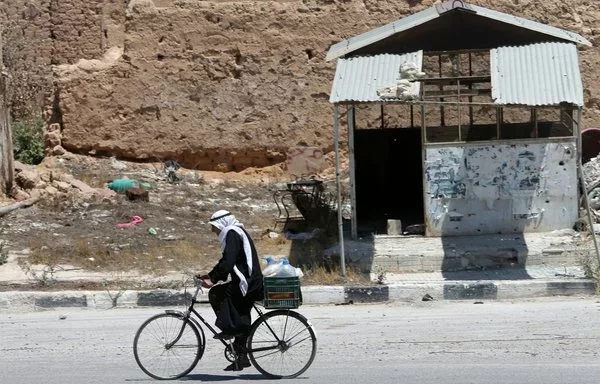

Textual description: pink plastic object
[116,215,144,228]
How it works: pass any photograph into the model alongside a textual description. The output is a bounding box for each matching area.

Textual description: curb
[0,279,596,311]
[387,279,597,301]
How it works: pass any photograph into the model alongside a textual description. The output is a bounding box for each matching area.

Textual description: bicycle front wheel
[248,310,317,379]
[133,313,205,380]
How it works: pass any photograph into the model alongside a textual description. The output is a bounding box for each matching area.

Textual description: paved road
[1,298,600,384]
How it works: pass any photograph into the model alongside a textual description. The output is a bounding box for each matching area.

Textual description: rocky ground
[0,152,359,291]
[4,150,600,292]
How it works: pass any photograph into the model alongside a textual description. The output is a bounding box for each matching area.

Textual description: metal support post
[333,104,346,278]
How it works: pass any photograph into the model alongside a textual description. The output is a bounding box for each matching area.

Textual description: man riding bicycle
[196,209,264,371]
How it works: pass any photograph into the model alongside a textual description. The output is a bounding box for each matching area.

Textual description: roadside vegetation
[580,245,600,293]
[17,233,367,290]
[2,15,48,166]
[12,117,44,165]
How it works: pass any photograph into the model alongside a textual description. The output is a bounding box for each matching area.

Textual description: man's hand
[200,277,214,288]
[195,273,214,288]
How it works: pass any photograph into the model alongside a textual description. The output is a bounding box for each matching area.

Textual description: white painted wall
[424,139,578,236]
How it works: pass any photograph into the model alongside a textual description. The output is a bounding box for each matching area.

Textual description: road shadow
[440,232,532,280]
[439,266,534,281]
[184,373,264,381]
[438,232,534,300]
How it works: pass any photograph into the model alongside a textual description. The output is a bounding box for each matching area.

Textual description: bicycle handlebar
[193,276,206,288]
[192,275,202,287]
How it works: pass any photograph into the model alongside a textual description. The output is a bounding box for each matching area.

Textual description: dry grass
[20,231,370,287]
[22,236,219,276]
[579,248,600,294]
[301,263,369,285]
[255,233,293,256]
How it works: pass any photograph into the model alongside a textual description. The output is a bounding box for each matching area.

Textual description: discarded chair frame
[272,178,336,231]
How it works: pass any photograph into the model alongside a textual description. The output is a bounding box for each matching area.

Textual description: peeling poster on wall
[425,148,467,199]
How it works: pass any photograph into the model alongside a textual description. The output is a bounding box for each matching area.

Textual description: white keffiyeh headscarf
[209,210,253,296]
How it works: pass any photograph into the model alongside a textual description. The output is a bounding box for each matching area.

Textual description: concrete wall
[424,139,578,236]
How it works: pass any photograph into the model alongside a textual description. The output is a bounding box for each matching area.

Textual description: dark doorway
[355,128,424,234]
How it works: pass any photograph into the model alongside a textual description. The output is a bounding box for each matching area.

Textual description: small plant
[18,258,61,286]
[579,250,600,293]
[17,243,63,286]
[372,265,387,285]
[102,279,126,308]
[12,117,44,165]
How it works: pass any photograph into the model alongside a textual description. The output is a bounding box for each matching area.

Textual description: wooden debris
[0,194,41,217]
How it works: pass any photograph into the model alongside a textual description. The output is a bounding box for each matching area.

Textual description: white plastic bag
[262,257,283,277]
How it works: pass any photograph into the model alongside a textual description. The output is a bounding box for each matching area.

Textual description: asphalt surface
[2,299,600,384]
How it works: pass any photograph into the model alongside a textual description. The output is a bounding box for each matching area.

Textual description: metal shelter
[326,0,598,274]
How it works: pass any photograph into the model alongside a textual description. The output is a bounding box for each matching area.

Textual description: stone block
[387,219,402,235]
[345,286,389,303]
[126,187,149,202]
[137,290,192,306]
[15,169,40,189]
[44,130,61,147]
[34,294,87,308]
[51,145,67,156]
[70,179,96,194]
[54,181,72,192]
[443,282,498,300]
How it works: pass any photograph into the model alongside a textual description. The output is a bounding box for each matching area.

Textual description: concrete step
[369,230,597,273]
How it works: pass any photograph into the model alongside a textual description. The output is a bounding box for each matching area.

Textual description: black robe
[208,228,264,334]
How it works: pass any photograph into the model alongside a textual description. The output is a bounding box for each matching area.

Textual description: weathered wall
[3,0,600,171]
[424,140,578,236]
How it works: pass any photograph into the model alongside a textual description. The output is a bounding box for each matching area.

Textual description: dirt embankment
[3,0,600,170]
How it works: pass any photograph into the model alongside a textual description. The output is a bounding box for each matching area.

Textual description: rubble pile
[582,156,600,224]
[583,156,600,189]
[8,160,116,205]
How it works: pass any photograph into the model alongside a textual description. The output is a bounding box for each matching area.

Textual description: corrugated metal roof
[490,42,584,107]
[325,1,591,61]
[470,4,591,47]
[326,7,438,61]
[329,52,423,104]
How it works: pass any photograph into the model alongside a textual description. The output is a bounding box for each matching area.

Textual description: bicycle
[133,277,317,380]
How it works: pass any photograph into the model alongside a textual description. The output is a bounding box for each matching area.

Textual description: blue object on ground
[107,178,138,193]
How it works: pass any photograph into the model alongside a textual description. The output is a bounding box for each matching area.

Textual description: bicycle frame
[249,304,292,354]
[165,284,288,354]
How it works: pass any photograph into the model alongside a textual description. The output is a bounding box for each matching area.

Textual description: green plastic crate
[263,276,302,309]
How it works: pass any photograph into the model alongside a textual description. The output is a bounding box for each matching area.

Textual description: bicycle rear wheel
[133,313,205,380]
[248,310,317,379]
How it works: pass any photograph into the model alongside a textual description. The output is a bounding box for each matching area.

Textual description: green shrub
[13,118,44,165]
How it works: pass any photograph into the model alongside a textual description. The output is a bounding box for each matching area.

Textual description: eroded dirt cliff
[3,0,600,171]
